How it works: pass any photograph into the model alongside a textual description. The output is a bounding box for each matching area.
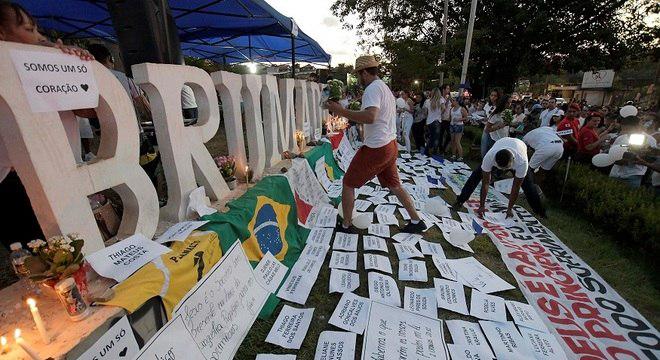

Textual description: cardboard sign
[171,240,268,359]
[76,316,139,360]
[403,287,437,319]
[361,302,448,360]
[133,315,204,359]
[329,251,358,270]
[254,251,289,293]
[329,292,371,334]
[367,272,401,307]
[398,259,428,282]
[155,220,209,243]
[266,305,314,349]
[433,278,469,315]
[314,331,356,360]
[362,235,388,253]
[445,319,495,359]
[85,234,171,282]
[363,253,393,274]
[333,232,359,252]
[329,269,360,293]
[10,49,99,112]
[469,291,506,322]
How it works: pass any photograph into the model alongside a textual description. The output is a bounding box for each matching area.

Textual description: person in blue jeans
[449,97,467,161]
[481,88,502,158]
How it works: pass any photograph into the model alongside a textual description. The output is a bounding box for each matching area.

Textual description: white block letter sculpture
[211,71,248,178]
[0,43,158,253]
[133,63,227,222]
[241,74,266,178]
[307,81,322,140]
[261,75,285,167]
[278,78,297,152]
[295,79,310,140]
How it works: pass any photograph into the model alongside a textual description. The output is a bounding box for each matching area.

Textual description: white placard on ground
[254,251,289,294]
[85,234,171,282]
[446,344,493,360]
[376,213,399,226]
[433,278,469,315]
[307,227,334,246]
[361,302,448,360]
[329,251,358,270]
[266,305,315,349]
[156,220,209,243]
[333,232,359,252]
[450,257,515,293]
[308,205,339,228]
[374,204,397,216]
[469,290,507,322]
[314,331,356,360]
[368,224,391,238]
[431,256,458,281]
[367,272,401,307]
[329,292,372,334]
[398,259,428,282]
[329,269,360,293]
[398,207,411,220]
[391,232,422,244]
[10,49,99,112]
[519,326,568,360]
[354,199,371,212]
[363,253,393,274]
[277,269,315,305]
[366,196,387,205]
[479,321,534,359]
[393,242,424,260]
[77,316,139,360]
[403,287,437,319]
[419,239,446,258]
[445,319,495,359]
[362,235,388,253]
[133,315,204,359]
[505,300,548,332]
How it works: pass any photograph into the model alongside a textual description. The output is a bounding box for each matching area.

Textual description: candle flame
[1,336,6,346]
[13,329,21,340]
[26,298,36,308]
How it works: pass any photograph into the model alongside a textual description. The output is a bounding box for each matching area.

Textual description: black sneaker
[401,221,425,234]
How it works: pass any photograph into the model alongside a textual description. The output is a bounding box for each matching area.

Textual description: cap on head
[353,55,380,73]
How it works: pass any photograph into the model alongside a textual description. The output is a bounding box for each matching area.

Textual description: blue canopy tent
[19,0,331,69]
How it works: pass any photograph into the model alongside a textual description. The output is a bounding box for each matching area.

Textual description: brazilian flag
[304,142,344,204]
[201,175,310,318]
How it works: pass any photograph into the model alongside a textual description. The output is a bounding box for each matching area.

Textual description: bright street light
[246,62,258,73]
[414,80,420,85]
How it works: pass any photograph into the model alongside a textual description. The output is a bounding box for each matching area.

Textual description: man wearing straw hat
[327,55,425,233]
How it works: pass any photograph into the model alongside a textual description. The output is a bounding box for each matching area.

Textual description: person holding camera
[609,116,657,188]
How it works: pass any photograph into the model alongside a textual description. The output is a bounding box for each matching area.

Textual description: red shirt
[556,117,580,151]
[577,126,600,156]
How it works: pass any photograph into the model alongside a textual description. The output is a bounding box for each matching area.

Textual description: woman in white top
[449,97,468,161]
[481,89,501,157]
[397,91,415,153]
[424,87,443,155]
[484,94,511,153]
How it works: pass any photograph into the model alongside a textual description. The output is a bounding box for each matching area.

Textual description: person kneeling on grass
[326,55,425,234]
[453,137,547,219]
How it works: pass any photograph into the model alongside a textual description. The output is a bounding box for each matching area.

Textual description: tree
[331,63,354,84]
[332,0,658,96]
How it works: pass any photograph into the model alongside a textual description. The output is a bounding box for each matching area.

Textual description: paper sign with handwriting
[363,253,392,274]
[376,213,399,226]
[156,220,209,243]
[266,305,314,349]
[519,327,567,360]
[446,344,492,360]
[505,300,548,332]
[307,205,338,228]
[132,314,204,360]
[367,272,401,307]
[450,257,514,293]
[329,251,357,270]
[354,199,371,212]
[276,269,315,305]
[445,319,495,359]
[433,278,469,315]
[398,259,428,282]
[418,239,446,258]
[393,242,424,260]
[307,227,334,246]
[391,232,422,244]
[254,251,289,293]
[85,233,170,282]
[469,290,506,322]
[333,232,358,251]
[368,224,390,238]
[171,240,268,359]
[329,269,359,293]
[403,287,437,319]
[77,316,139,360]
[314,331,356,360]
[362,235,388,253]
[479,321,534,360]
[10,50,99,112]
[329,292,371,334]
[361,302,448,360]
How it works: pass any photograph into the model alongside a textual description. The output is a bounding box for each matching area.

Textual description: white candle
[26,298,51,344]
[245,165,250,183]
[14,329,40,360]
[1,336,8,354]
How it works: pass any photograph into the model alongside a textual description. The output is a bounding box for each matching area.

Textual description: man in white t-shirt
[326,55,425,233]
[609,116,658,187]
[454,137,546,218]
[522,126,564,171]
[539,98,564,127]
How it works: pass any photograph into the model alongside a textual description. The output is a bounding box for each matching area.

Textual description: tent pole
[291,34,296,78]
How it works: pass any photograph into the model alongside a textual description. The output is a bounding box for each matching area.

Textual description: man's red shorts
[343,140,401,189]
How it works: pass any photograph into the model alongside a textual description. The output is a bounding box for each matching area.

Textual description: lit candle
[1,336,8,354]
[14,329,40,360]
[245,165,249,183]
[26,298,50,344]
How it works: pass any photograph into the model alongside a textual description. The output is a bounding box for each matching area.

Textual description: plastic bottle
[10,242,31,277]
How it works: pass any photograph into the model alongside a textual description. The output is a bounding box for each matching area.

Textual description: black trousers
[411,121,425,150]
[0,171,44,249]
[456,166,546,216]
[438,120,451,153]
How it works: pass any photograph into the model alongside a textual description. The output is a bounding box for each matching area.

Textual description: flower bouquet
[215,155,237,189]
[501,109,514,126]
[327,79,344,101]
[348,101,361,110]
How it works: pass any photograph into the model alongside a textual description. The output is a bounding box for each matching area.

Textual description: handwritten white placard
[354,199,371,212]
[76,316,139,360]
[85,233,171,282]
[171,240,268,359]
[314,331,356,360]
[431,256,459,282]
[376,213,399,226]
[329,269,360,293]
[393,242,424,260]
[256,354,296,360]
[505,300,548,332]
[366,196,387,205]
[307,227,335,246]
[276,269,316,305]
[398,259,428,282]
[156,220,209,243]
[300,243,330,262]
[266,305,315,349]
[446,344,492,360]
[10,49,99,112]
[449,257,515,294]
[433,278,469,315]
[329,292,371,334]
[373,204,397,216]
[479,321,534,360]
[391,232,422,244]
[329,251,358,270]
[361,302,448,360]
[418,239,446,258]
[367,272,401,307]
[362,235,388,253]
[469,290,506,322]
[132,314,204,360]
[307,205,338,228]
[254,251,289,294]
[445,319,495,359]
[286,158,329,218]
[363,253,393,274]
[387,195,402,206]
[398,207,411,220]
[518,327,568,360]
[403,287,437,319]
[332,232,358,252]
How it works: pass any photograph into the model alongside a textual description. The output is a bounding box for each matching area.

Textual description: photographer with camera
[609,115,657,188]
